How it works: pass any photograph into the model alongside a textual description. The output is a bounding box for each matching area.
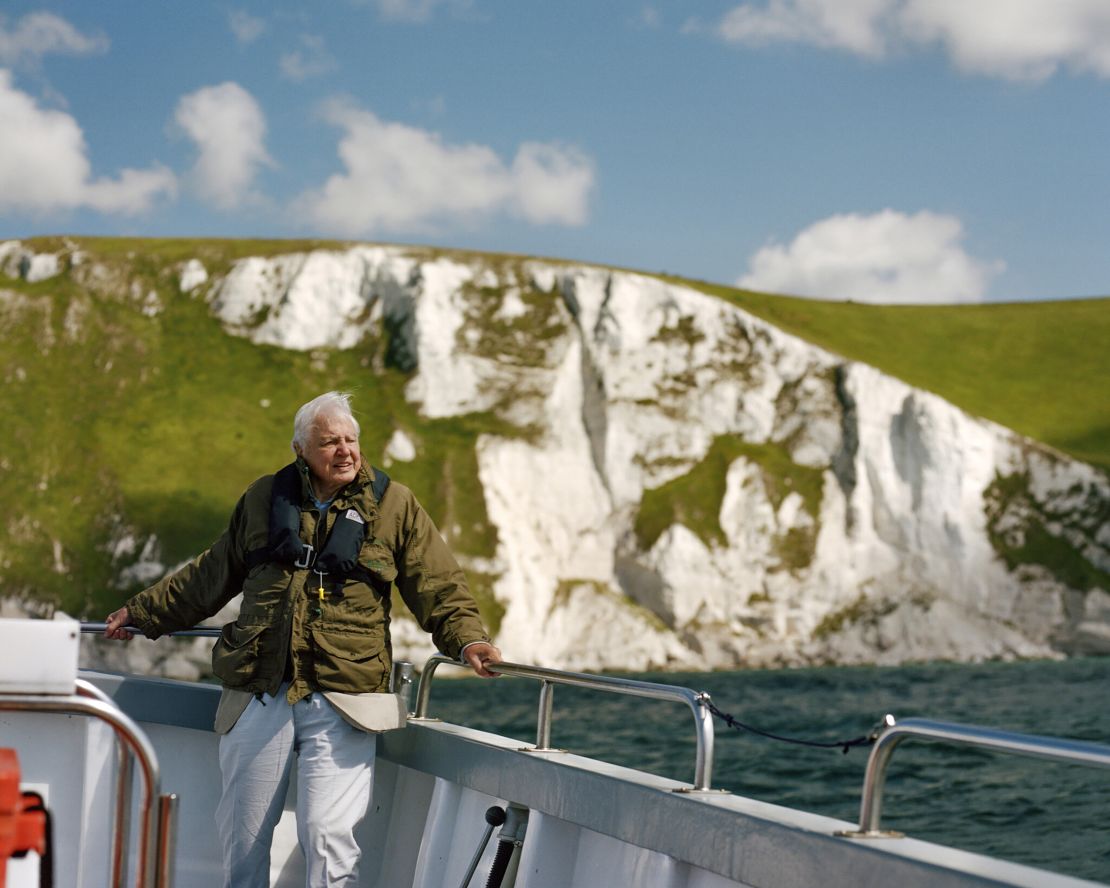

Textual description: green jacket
[127,461,490,705]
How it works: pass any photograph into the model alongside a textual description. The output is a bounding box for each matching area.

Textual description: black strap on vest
[244,462,390,580]
[265,462,307,566]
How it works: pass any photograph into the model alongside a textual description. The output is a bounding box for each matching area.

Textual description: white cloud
[294,100,594,235]
[717,0,892,57]
[737,209,1004,304]
[280,34,337,82]
[900,0,1110,80]
[634,7,663,30]
[510,142,593,226]
[0,11,108,68]
[229,11,266,45]
[711,0,1110,80]
[0,69,175,215]
[374,0,449,23]
[174,82,273,211]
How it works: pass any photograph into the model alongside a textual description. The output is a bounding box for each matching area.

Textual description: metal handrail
[413,654,718,792]
[81,624,412,702]
[0,682,176,888]
[86,626,718,789]
[81,622,221,638]
[844,715,1110,838]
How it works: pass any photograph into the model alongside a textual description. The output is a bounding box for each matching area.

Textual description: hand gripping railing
[0,678,177,888]
[841,715,1110,838]
[413,654,718,792]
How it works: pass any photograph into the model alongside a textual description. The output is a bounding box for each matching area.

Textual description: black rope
[706,701,874,755]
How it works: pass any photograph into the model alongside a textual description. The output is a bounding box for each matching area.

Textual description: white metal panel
[362,760,437,888]
[0,617,79,694]
[410,777,508,888]
[518,809,697,888]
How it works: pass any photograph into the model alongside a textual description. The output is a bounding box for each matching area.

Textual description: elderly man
[105,391,500,887]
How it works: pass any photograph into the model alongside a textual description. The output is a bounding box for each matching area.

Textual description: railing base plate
[673,787,731,795]
[836,829,905,839]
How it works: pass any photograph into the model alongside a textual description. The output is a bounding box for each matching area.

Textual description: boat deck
[3,668,1104,888]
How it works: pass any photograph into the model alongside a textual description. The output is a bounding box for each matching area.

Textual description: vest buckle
[294,543,315,569]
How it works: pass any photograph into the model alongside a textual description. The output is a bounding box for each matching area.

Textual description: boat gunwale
[80,669,1105,888]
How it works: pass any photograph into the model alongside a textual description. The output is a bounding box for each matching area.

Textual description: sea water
[429,657,1110,884]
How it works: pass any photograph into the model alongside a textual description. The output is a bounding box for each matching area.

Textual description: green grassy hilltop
[2,236,1107,622]
[684,281,1110,472]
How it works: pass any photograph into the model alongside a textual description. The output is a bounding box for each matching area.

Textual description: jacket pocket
[359,538,398,584]
[211,622,269,688]
[310,628,389,692]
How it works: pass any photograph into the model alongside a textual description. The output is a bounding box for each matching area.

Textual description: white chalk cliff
[202,246,1110,671]
[8,239,1104,675]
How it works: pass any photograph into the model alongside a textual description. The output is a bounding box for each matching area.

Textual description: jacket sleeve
[126,495,249,639]
[392,490,490,659]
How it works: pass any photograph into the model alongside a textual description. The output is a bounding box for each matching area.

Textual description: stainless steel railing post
[691,692,715,794]
[535,681,554,750]
[844,715,1110,838]
[413,656,446,719]
[391,661,415,714]
[113,747,135,887]
[156,793,178,888]
[852,715,901,837]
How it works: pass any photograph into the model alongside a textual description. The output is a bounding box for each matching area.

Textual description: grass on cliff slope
[678,279,1110,472]
[1,238,503,623]
[635,437,824,562]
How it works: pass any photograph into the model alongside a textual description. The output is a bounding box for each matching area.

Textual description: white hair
[291,391,361,453]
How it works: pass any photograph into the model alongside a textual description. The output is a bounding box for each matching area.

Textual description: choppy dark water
[427,657,1110,883]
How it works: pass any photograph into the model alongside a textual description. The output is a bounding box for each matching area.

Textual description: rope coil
[705,701,875,754]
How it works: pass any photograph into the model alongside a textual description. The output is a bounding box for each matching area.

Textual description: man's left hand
[462,642,502,678]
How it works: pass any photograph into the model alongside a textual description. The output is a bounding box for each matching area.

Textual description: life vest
[244,461,391,589]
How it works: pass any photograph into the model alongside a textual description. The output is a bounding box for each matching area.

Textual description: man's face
[297,413,361,499]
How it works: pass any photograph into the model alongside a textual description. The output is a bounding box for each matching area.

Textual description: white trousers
[216,686,377,888]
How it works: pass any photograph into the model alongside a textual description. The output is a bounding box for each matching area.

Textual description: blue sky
[2,1,1109,303]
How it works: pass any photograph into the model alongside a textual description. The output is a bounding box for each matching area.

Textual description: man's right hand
[104,607,133,641]
[462,641,502,678]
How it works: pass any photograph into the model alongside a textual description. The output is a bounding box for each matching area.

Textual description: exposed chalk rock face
[0,241,22,276]
[0,241,62,283]
[211,248,418,351]
[384,429,417,463]
[134,245,1110,675]
[25,254,60,283]
[179,259,208,293]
